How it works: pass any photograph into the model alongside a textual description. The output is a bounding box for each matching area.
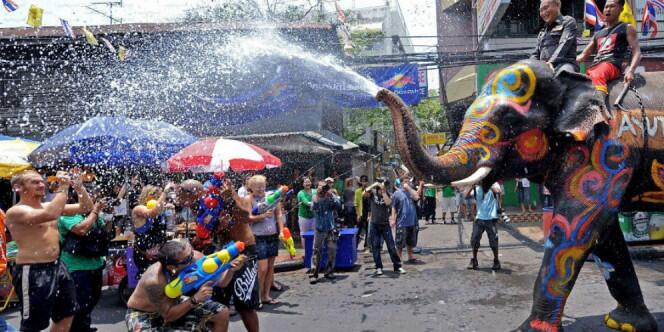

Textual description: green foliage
[347,29,384,56]
[181,0,264,22]
[343,97,447,145]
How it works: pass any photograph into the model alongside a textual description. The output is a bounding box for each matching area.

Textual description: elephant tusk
[451,167,493,188]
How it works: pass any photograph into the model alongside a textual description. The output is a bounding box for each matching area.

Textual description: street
[3,219,663,332]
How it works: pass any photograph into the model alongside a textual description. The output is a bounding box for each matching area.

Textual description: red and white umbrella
[166,138,282,173]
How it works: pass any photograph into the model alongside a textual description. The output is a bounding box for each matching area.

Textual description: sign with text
[422,132,447,146]
[477,0,511,42]
[363,63,422,106]
[418,68,428,98]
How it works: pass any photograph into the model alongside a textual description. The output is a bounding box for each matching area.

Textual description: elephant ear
[553,70,607,141]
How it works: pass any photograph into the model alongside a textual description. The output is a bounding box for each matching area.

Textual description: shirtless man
[6,170,93,332]
[212,179,260,332]
[126,240,238,332]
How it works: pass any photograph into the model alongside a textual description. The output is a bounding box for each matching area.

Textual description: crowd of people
[0,160,562,332]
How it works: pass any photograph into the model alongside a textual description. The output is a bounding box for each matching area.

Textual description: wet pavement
[3,218,664,331]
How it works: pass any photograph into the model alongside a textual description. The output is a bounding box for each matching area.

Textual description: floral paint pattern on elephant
[454,64,541,168]
[536,136,633,329]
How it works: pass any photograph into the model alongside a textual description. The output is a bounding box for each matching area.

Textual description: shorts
[255,233,279,260]
[587,61,621,94]
[518,188,531,205]
[395,225,418,248]
[213,245,260,311]
[441,196,458,213]
[113,215,128,232]
[12,260,79,331]
[126,300,226,331]
[471,219,498,249]
[298,217,315,235]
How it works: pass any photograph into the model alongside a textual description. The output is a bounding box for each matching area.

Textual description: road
[3,219,664,331]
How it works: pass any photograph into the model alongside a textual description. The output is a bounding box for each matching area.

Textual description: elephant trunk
[376,89,482,185]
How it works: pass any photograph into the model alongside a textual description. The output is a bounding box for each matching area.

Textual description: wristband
[190,297,198,305]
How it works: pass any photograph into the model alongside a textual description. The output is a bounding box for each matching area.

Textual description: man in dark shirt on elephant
[577,0,641,96]
[531,0,579,73]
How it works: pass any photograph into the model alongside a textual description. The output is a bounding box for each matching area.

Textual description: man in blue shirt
[467,183,502,271]
[310,180,342,284]
[391,176,420,263]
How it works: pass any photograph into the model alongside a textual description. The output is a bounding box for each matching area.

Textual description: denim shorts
[255,234,280,260]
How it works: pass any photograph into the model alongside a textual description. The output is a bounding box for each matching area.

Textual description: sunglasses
[171,251,193,266]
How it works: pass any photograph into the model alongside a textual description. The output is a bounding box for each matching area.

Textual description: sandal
[270,282,283,292]
[262,299,280,305]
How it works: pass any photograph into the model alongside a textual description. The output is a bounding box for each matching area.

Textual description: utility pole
[435,0,449,106]
[86,0,123,25]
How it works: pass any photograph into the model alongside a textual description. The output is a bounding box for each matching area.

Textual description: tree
[343,97,448,146]
[347,29,384,56]
[180,0,331,23]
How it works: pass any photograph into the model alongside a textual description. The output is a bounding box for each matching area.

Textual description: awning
[0,135,40,178]
[228,130,359,154]
[446,66,476,102]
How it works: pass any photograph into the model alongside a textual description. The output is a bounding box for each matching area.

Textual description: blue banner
[362,64,421,107]
[188,62,421,127]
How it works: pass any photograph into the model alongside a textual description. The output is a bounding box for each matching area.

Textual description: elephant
[376,59,662,332]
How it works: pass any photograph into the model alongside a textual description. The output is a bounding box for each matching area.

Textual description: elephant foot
[512,317,563,332]
[605,305,658,332]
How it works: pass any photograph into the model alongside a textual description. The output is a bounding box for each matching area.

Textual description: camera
[319,184,330,195]
[167,191,177,203]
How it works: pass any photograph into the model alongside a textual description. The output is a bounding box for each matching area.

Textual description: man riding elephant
[531,0,579,73]
[577,0,641,112]
[377,58,660,331]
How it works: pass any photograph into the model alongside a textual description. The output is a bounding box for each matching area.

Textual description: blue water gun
[164,241,246,299]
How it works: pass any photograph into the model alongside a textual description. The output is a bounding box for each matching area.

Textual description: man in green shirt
[441,185,458,224]
[297,177,316,245]
[354,175,369,249]
[59,199,113,332]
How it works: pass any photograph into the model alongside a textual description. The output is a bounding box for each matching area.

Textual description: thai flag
[2,0,18,13]
[651,0,664,9]
[585,0,605,31]
[642,0,660,38]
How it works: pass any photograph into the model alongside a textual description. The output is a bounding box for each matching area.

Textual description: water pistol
[252,186,293,215]
[164,241,245,299]
[280,227,296,258]
[196,171,226,239]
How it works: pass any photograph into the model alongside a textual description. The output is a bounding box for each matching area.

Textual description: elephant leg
[515,213,599,332]
[593,217,658,332]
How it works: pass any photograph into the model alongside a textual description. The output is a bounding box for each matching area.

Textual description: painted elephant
[377,59,662,332]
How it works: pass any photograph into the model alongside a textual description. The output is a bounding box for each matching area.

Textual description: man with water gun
[210,178,261,332]
[126,239,244,332]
